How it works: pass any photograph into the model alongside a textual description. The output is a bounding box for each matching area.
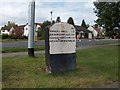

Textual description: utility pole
[50,11,53,24]
[28,0,35,57]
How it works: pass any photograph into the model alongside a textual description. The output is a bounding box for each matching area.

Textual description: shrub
[2,34,9,39]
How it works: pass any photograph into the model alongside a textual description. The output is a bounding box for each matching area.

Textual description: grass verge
[2,46,45,53]
[0,39,27,42]
[96,40,119,45]
[2,45,118,88]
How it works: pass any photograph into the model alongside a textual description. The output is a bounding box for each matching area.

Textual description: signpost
[45,22,76,73]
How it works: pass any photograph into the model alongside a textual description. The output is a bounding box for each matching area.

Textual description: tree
[93,1,120,38]
[38,28,44,40]
[52,20,55,25]
[56,17,61,23]
[86,24,90,28]
[94,24,98,28]
[7,21,16,28]
[1,21,17,31]
[39,20,51,40]
[67,17,75,26]
[81,19,87,29]
[41,20,51,29]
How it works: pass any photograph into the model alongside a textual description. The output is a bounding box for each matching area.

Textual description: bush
[38,29,45,40]
[2,34,9,39]
[0,35,2,39]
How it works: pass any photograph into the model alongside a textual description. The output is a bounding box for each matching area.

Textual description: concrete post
[28,0,35,57]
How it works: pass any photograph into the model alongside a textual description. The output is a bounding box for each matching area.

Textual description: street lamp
[28,0,35,57]
[50,11,53,24]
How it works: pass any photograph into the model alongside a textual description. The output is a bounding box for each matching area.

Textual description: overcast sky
[0,0,97,28]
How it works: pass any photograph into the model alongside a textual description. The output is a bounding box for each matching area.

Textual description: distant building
[87,26,98,38]
[75,25,92,39]
[9,25,24,38]
[23,23,42,37]
[88,26,105,39]
[23,23,29,37]
[1,22,42,39]
[0,25,11,35]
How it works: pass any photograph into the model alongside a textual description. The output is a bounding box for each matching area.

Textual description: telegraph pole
[28,0,35,57]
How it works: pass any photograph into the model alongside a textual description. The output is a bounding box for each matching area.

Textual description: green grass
[0,38,28,42]
[1,38,44,42]
[2,46,45,53]
[96,40,119,45]
[2,46,118,88]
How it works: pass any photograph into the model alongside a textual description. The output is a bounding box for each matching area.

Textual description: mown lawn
[2,45,118,88]
[2,46,45,53]
[0,39,27,42]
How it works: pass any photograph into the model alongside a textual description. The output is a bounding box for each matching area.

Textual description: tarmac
[1,44,118,57]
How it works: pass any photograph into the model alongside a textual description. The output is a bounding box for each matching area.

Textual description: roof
[19,25,26,29]
[1,26,11,30]
[12,25,23,32]
[25,23,42,26]
[35,23,42,26]
[74,25,92,33]
[18,23,42,29]
[45,24,92,33]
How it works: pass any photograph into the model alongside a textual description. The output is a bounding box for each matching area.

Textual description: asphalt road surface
[1,39,119,48]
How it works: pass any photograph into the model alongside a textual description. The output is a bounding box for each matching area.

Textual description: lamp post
[50,11,53,24]
[28,0,35,57]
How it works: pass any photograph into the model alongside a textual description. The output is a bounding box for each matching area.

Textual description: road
[2,44,115,57]
[1,39,119,48]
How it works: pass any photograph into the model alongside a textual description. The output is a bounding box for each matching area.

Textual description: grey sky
[0,0,97,27]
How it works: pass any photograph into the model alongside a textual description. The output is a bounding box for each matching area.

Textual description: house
[95,27,104,38]
[75,25,93,39]
[23,23,42,37]
[35,23,42,30]
[19,25,26,37]
[113,27,120,39]
[87,26,98,38]
[0,25,11,35]
[88,26,105,39]
[9,25,24,38]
